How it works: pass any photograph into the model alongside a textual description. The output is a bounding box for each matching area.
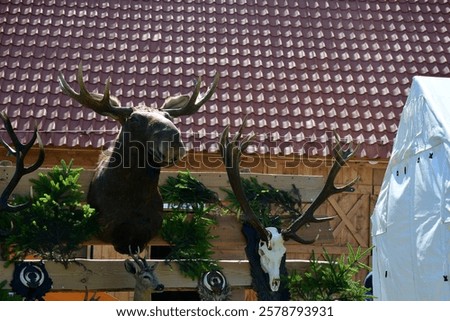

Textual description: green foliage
[223,177,301,228]
[160,170,220,211]
[160,171,220,280]
[0,211,15,259]
[5,160,97,268]
[0,280,22,301]
[161,207,219,280]
[287,244,372,301]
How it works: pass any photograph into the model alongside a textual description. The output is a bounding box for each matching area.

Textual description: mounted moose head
[220,123,358,294]
[0,113,45,212]
[58,64,218,254]
[124,251,164,301]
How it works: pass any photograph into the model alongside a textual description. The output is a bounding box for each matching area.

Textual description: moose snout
[155,284,165,292]
[159,138,186,164]
[150,130,186,165]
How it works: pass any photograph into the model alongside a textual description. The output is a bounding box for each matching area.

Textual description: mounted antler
[58,63,219,122]
[0,113,45,212]
[220,122,358,293]
[220,123,358,244]
[124,248,164,301]
[219,122,271,245]
[162,73,220,117]
[58,63,133,123]
[281,136,359,243]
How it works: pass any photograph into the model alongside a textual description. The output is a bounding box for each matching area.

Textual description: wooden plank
[0,166,94,199]
[87,215,334,259]
[181,172,325,202]
[0,259,311,291]
[0,166,324,202]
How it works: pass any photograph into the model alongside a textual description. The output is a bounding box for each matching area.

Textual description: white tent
[371,76,450,300]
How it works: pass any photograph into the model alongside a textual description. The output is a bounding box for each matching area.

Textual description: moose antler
[58,63,219,121]
[0,113,45,212]
[220,123,359,245]
[58,63,133,123]
[162,73,220,117]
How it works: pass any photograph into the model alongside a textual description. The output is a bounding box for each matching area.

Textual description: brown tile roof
[0,0,449,159]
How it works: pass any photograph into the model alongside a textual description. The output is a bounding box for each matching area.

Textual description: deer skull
[258,227,286,292]
[220,124,358,297]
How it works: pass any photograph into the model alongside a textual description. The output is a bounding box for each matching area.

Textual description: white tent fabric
[371,76,450,300]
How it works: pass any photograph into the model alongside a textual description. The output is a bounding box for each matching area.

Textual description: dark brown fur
[89,107,184,254]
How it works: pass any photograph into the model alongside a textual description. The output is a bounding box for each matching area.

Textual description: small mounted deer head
[124,250,164,301]
[220,122,358,292]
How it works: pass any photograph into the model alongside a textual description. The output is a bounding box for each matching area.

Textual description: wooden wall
[0,146,388,300]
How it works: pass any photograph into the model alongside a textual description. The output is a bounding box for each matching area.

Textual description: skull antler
[219,121,272,247]
[220,123,359,245]
[281,134,359,243]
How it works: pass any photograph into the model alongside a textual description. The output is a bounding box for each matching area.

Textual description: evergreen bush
[160,171,220,279]
[5,160,97,268]
[287,244,372,301]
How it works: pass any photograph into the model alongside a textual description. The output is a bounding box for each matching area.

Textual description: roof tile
[0,0,449,158]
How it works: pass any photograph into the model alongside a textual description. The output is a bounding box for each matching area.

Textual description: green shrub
[223,177,302,228]
[160,171,220,279]
[287,244,372,301]
[160,170,220,211]
[0,280,21,301]
[161,207,219,280]
[5,160,97,268]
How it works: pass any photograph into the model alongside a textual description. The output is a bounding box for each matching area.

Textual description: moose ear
[124,260,137,274]
[161,95,190,110]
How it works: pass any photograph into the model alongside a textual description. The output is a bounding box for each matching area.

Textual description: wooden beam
[0,259,311,291]
[144,215,334,255]
[0,166,324,202]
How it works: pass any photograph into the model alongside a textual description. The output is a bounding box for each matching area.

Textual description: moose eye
[128,114,142,126]
[162,111,173,121]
